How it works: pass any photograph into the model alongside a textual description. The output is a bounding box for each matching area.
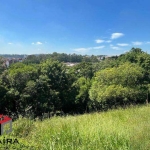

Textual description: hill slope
[1,105,150,150]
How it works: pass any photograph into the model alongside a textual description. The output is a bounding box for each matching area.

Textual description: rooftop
[0,114,12,124]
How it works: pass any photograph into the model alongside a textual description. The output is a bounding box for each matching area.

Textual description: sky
[0,0,150,55]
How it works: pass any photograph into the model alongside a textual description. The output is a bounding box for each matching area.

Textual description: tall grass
[1,105,150,150]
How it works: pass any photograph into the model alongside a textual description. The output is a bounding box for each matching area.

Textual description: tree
[0,57,6,74]
[89,62,144,109]
[40,59,73,114]
[117,48,150,84]
[69,62,94,79]
[0,80,8,114]
[0,63,39,117]
[23,55,41,64]
[72,77,91,113]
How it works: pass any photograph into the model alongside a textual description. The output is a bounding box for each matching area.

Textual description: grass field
[1,105,150,150]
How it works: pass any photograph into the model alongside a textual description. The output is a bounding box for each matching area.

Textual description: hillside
[1,105,150,150]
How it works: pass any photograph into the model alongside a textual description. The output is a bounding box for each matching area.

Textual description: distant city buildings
[3,57,26,68]
[64,62,79,67]
[1,54,114,68]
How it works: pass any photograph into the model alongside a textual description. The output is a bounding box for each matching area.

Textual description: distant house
[64,62,79,67]
[18,58,23,62]
[67,63,75,67]
[5,60,10,67]
[3,58,24,68]
[97,55,107,61]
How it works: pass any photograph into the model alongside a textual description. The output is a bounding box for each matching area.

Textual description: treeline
[0,54,27,59]
[0,53,105,64]
[23,53,102,64]
[0,48,150,119]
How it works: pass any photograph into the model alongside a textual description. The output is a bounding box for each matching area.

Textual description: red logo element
[0,114,12,135]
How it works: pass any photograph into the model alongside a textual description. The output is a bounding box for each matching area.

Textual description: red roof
[0,114,12,124]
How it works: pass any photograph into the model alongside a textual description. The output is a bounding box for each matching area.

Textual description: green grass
[1,105,150,150]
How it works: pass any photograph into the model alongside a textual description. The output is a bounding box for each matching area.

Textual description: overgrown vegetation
[1,105,150,150]
[0,48,150,119]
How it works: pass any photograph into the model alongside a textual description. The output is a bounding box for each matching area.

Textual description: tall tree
[89,62,145,109]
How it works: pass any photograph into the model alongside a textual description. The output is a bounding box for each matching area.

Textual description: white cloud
[93,46,105,49]
[132,41,143,45]
[95,39,112,44]
[146,41,150,44]
[74,45,105,53]
[32,42,43,45]
[74,48,90,53]
[95,39,104,43]
[117,43,129,46]
[37,42,42,45]
[110,43,122,50]
[111,33,124,39]
[106,40,112,43]
[8,43,13,45]
[111,46,120,50]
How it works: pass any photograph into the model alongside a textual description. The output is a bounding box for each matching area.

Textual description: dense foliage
[23,53,100,64]
[0,48,150,119]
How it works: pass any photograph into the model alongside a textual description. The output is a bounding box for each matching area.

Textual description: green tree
[0,57,6,74]
[0,63,39,117]
[0,80,8,114]
[89,62,144,110]
[40,59,73,114]
[72,77,91,113]
[23,55,41,64]
[69,62,94,79]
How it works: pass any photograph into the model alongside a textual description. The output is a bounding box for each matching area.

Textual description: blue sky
[0,0,150,55]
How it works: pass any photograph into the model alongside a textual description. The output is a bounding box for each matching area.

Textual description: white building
[5,60,10,67]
